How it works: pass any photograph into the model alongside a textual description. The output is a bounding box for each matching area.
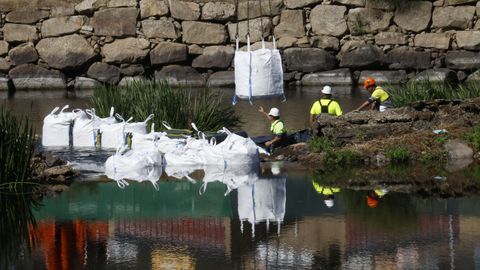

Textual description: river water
[3,88,480,269]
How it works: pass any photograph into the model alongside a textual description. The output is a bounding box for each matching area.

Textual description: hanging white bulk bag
[233,37,285,104]
[72,108,117,148]
[42,105,79,147]
[101,114,153,149]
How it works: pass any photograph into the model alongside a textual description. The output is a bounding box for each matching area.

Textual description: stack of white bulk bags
[100,114,153,149]
[72,108,118,148]
[42,105,80,147]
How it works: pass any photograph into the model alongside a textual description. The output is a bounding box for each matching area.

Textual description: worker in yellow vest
[309,85,343,137]
[258,106,288,150]
[355,77,392,112]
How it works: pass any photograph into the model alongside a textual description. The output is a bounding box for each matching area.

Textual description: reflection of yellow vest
[374,188,388,197]
[312,181,340,195]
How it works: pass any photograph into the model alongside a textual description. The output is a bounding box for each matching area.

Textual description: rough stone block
[192,46,234,69]
[385,46,431,70]
[201,2,235,21]
[432,6,475,29]
[87,62,121,84]
[284,48,337,72]
[414,33,451,49]
[9,64,66,89]
[0,58,13,73]
[150,42,187,65]
[142,20,178,39]
[41,16,86,38]
[347,8,393,35]
[107,0,137,8]
[311,5,347,37]
[5,10,49,24]
[140,0,168,18]
[8,43,38,66]
[374,32,407,45]
[102,38,150,64]
[92,8,138,37]
[310,36,340,51]
[184,21,227,45]
[207,71,234,87]
[339,45,384,68]
[0,42,9,57]
[154,65,206,87]
[465,70,480,84]
[3,24,39,43]
[359,70,408,85]
[414,68,457,83]
[301,68,352,86]
[237,0,282,20]
[284,0,321,9]
[455,31,480,50]
[74,76,101,89]
[36,35,96,70]
[332,0,365,7]
[169,0,200,21]
[445,50,480,70]
[227,17,272,43]
[365,0,395,10]
[274,10,305,38]
[394,1,432,32]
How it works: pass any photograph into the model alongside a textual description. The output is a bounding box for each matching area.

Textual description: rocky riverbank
[31,152,79,196]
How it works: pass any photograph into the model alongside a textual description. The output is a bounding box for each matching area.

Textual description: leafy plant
[385,146,410,163]
[308,137,335,153]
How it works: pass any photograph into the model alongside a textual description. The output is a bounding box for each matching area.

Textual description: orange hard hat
[366,195,379,208]
[363,77,376,89]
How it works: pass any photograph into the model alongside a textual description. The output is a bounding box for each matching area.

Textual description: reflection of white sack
[203,129,260,166]
[164,165,200,182]
[201,164,259,195]
[42,105,79,147]
[107,240,138,263]
[73,109,117,147]
[101,114,153,149]
[234,37,284,104]
[237,177,286,224]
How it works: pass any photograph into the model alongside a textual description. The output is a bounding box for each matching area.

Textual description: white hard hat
[324,199,334,208]
[322,85,332,95]
[268,107,280,117]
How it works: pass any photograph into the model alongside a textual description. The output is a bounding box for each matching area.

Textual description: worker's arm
[335,102,343,116]
[309,114,316,126]
[369,102,376,110]
[258,106,269,119]
[355,100,371,111]
[266,135,281,147]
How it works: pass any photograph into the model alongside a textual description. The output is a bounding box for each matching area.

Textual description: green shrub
[90,80,241,131]
[385,146,410,163]
[308,137,335,153]
[325,149,364,167]
[467,124,480,150]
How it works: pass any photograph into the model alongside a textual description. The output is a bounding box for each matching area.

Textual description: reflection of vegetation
[385,146,410,163]
[390,80,480,107]
[466,124,480,150]
[90,81,241,131]
[311,168,357,186]
[309,137,363,167]
[466,165,480,184]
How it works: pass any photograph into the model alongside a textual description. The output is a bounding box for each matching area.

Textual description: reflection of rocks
[32,152,79,186]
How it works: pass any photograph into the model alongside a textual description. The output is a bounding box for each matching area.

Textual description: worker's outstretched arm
[266,135,281,147]
[258,106,269,119]
[356,100,370,111]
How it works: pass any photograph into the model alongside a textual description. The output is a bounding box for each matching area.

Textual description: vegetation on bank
[90,81,241,131]
[308,137,363,167]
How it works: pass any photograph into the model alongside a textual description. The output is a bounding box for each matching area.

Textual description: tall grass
[90,81,241,131]
[390,80,480,107]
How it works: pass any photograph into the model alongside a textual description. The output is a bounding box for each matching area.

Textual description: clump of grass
[385,146,410,163]
[390,80,480,107]
[467,124,480,150]
[309,137,335,153]
[90,81,241,131]
[309,137,363,167]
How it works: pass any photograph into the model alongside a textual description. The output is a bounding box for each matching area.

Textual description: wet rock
[445,158,473,172]
[310,5,347,37]
[184,21,227,45]
[359,70,407,85]
[142,20,179,39]
[237,0,282,20]
[310,36,340,51]
[445,50,480,70]
[444,139,474,160]
[227,17,272,43]
[154,65,206,87]
[385,46,431,70]
[347,8,393,35]
[41,16,86,38]
[394,1,432,32]
[91,8,138,37]
[201,2,235,21]
[36,35,96,70]
[8,43,38,66]
[3,24,39,43]
[285,0,321,8]
[5,9,49,24]
[87,62,121,84]
[284,48,336,72]
[140,0,168,18]
[102,38,150,64]
[414,33,451,50]
[9,64,66,89]
[0,41,9,57]
[118,76,146,86]
[192,46,234,69]
[43,165,77,184]
[48,184,70,194]
[274,10,305,38]
[374,32,407,45]
[107,0,137,7]
[0,74,10,91]
[74,76,101,89]
[120,64,145,76]
[414,68,457,83]
[301,68,353,86]
[0,59,13,73]
[455,31,480,50]
[339,45,383,69]
[150,42,187,65]
[207,71,234,87]
[170,0,200,21]
[466,70,480,84]
[432,6,475,30]
[332,0,365,7]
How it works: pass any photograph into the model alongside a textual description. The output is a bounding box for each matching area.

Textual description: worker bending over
[258,106,288,150]
[356,77,392,112]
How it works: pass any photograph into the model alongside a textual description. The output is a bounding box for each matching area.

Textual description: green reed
[90,81,241,131]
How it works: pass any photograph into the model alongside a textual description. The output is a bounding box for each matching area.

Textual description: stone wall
[0,0,479,91]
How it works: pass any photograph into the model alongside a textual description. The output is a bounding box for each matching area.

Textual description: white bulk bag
[233,37,285,104]
[154,135,186,154]
[101,114,153,149]
[131,124,165,151]
[42,105,79,147]
[72,108,117,148]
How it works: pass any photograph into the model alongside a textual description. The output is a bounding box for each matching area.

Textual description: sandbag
[42,105,79,147]
[162,137,208,166]
[233,37,285,104]
[72,108,117,148]
[100,114,153,149]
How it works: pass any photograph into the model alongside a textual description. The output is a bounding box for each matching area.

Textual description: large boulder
[74,76,101,89]
[150,42,187,65]
[92,8,138,37]
[120,64,145,76]
[5,10,49,24]
[207,71,234,87]
[8,43,38,65]
[359,70,408,85]
[102,38,150,64]
[310,5,347,37]
[169,0,200,21]
[36,35,96,70]
[154,65,206,87]
[310,36,340,51]
[444,139,473,160]
[107,0,137,7]
[140,0,168,18]
[183,21,227,45]
[0,74,10,91]
[87,62,121,84]
[374,32,407,45]
[41,16,86,37]
[301,68,352,86]
[432,6,475,30]
[9,64,66,89]
[332,0,365,7]
[284,48,336,72]
[274,10,305,38]
[394,1,432,32]
[227,17,272,43]
[347,8,393,35]
[339,45,383,68]
[237,0,282,20]
[465,70,480,84]
[192,46,234,69]
[414,33,451,49]
[3,24,39,43]
[455,31,480,50]
[385,46,431,70]
[50,6,76,17]
[75,0,108,14]
[201,2,235,21]
[0,58,13,73]
[445,50,480,70]
[414,68,457,83]
[365,0,395,10]
[142,20,179,39]
[0,42,9,57]
[284,0,321,8]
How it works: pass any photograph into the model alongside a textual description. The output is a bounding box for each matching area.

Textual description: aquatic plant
[385,146,410,163]
[390,80,480,107]
[90,80,241,131]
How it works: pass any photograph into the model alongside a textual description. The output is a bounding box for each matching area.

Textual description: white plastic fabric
[162,137,209,166]
[233,36,285,104]
[100,114,153,149]
[73,108,117,148]
[130,124,165,151]
[200,163,259,195]
[42,105,79,147]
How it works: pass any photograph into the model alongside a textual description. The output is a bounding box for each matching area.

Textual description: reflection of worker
[312,180,340,208]
[309,85,343,138]
[355,77,392,112]
[366,188,389,208]
[258,106,288,149]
